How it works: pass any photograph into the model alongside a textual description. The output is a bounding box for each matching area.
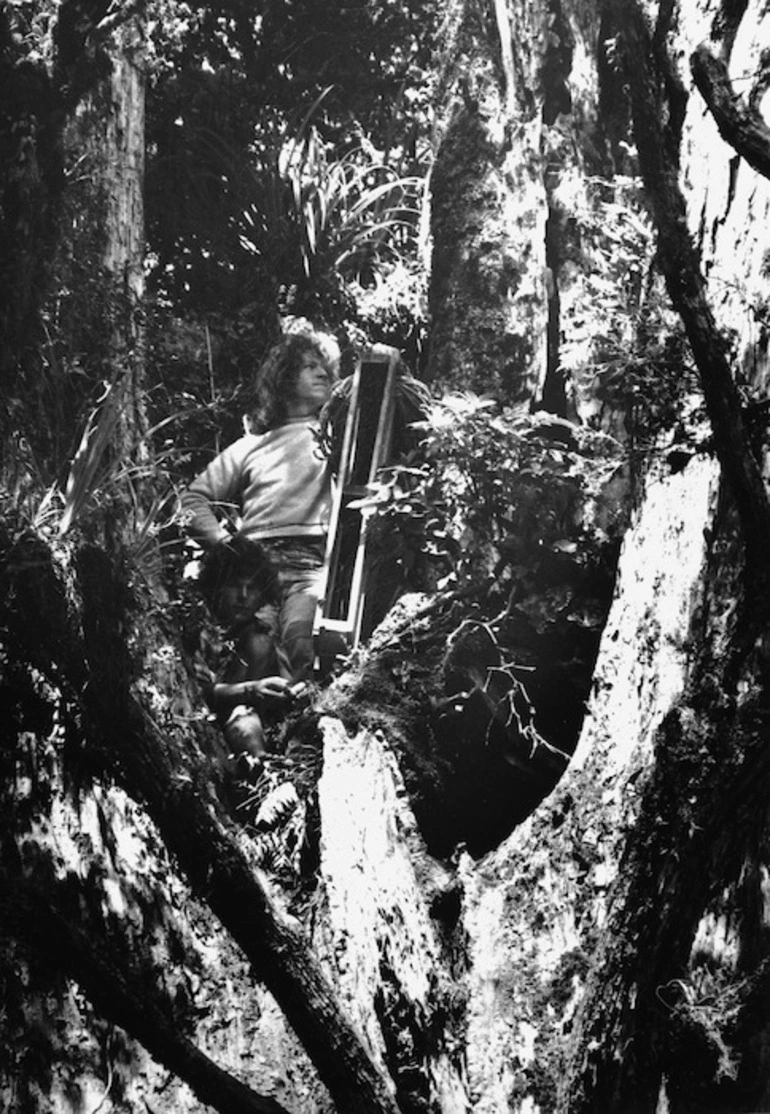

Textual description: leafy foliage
[233,99,428,321]
[367,395,626,604]
[140,1,438,470]
[145,0,437,350]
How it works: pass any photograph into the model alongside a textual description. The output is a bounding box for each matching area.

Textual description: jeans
[239,539,324,682]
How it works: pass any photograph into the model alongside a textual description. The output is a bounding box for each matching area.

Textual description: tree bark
[556,3,770,1108]
[609,0,770,636]
[0,0,129,442]
[0,528,400,1114]
[691,42,770,182]
[101,15,148,455]
[6,874,291,1114]
[560,492,770,1112]
[427,0,550,407]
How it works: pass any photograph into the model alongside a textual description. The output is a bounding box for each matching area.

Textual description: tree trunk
[463,456,719,1111]
[558,2,770,1109]
[2,8,399,1111]
[101,16,148,455]
[427,0,551,407]
[6,1,770,1112]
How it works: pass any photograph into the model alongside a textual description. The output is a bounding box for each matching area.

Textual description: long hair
[251,333,334,433]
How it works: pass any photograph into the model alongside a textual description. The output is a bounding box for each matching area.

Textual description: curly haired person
[182,331,336,764]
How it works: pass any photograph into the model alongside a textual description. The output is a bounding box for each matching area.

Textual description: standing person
[182,332,336,711]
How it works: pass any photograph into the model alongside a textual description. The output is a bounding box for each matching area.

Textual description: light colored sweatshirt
[181,418,330,548]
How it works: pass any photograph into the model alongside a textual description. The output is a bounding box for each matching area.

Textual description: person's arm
[210,676,292,717]
[180,439,249,549]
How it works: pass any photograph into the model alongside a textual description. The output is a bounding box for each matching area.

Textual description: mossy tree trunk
[6,0,770,1112]
[427,0,552,407]
[421,0,770,1110]
[554,1,770,1110]
[0,8,400,1114]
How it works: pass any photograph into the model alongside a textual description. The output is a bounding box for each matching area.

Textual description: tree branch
[612,0,770,617]
[4,874,290,1114]
[691,43,770,180]
[0,530,400,1114]
[94,0,148,41]
[121,717,399,1113]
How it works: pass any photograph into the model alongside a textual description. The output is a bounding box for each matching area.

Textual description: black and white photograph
[2,1,770,1110]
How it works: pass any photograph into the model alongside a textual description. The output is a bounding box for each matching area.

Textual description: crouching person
[196,537,294,777]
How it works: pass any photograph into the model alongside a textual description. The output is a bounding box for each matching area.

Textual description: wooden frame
[313,345,400,674]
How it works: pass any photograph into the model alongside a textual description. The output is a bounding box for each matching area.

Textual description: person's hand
[237,676,292,705]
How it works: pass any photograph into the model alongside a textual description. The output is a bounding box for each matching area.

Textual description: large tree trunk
[558,3,770,1109]
[6,1,770,1112]
[427,0,551,406]
[463,454,719,1111]
[1,8,398,1113]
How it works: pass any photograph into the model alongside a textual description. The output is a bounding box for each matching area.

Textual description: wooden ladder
[313,345,400,675]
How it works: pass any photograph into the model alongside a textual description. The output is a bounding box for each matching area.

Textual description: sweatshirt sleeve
[180,439,249,548]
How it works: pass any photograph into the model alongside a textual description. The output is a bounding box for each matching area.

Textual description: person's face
[216,575,262,625]
[286,352,332,418]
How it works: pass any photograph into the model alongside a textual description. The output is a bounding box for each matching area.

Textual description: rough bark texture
[1,763,328,1113]
[427,0,550,406]
[678,0,770,393]
[7,0,770,1111]
[314,720,469,1112]
[6,877,290,1114]
[0,0,111,381]
[0,0,128,469]
[464,457,719,1111]
[691,42,770,181]
[1,530,399,1114]
[558,2,770,1109]
[100,17,148,453]
[612,0,770,623]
